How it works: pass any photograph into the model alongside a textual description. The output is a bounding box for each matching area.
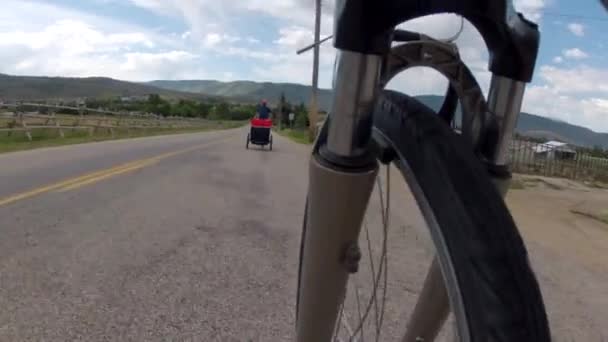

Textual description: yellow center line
[0,161,148,207]
[56,159,158,192]
[0,136,231,207]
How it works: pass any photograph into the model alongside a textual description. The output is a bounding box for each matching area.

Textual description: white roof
[544,141,568,147]
[533,141,576,153]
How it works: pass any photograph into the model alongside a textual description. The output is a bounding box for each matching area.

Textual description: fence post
[573,149,580,180]
[78,107,84,127]
[51,110,64,138]
[17,108,32,141]
[527,140,532,172]
[7,112,17,137]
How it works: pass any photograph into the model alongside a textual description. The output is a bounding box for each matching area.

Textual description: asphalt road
[0,128,309,341]
[1,127,604,341]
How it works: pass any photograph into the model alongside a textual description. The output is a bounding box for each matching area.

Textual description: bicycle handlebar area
[333,0,540,82]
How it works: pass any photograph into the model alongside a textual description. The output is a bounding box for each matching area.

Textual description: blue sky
[1,0,608,131]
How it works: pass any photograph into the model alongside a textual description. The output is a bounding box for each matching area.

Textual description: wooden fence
[0,103,212,141]
[509,139,608,183]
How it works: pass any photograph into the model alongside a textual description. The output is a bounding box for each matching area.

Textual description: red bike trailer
[246,118,273,150]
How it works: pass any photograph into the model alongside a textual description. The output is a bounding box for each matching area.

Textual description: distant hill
[148,79,334,109]
[414,95,608,149]
[1,74,606,148]
[0,74,204,101]
[148,79,608,148]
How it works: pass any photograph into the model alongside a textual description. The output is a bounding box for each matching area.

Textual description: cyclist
[255,99,271,120]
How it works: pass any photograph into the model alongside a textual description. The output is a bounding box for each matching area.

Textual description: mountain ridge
[147,79,334,109]
[0,74,209,101]
[150,80,608,148]
[0,74,606,148]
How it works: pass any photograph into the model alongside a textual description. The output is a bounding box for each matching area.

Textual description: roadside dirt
[507,175,608,341]
[335,169,608,341]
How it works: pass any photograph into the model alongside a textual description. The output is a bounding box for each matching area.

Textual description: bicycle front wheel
[296,90,550,341]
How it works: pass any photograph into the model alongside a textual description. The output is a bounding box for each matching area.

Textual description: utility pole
[308,0,321,142]
[279,92,285,130]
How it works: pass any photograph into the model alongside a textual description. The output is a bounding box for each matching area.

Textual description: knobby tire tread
[372,90,550,341]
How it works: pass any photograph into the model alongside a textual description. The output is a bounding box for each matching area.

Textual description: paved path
[0,128,307,341]
[0,128,605,341]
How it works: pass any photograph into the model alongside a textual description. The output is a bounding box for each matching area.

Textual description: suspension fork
[486,75,527,196]
[297,42,529,342]
[296,50,382,341]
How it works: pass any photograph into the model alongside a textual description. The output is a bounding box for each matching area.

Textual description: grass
[276,128,311,145]
[0,120,245,154]
[510,176,565,190]
[510,178,526,190]
[587,181,608,189]
[570,208,608,225]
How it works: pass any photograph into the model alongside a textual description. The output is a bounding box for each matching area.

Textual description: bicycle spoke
[342,165,449,342]
[355,285,364,341]
[375,166,390,341]
[341,310,356,340]
[333,296,345,341]
[352,228,382,339]
[364,221,380,331]
[346,168,391,340]
[401,258,450,342]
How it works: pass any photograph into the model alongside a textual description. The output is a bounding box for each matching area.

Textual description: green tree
[216,102,230,119]
[277,92,286,128]
[295,111,309,128]
[292,102,308,128]
[172,99,199,117]
[197,102,212,118]
[148,94,163,106]
[589,145,608,158]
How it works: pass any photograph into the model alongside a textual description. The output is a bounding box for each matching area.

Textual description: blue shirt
[257,104,271,119]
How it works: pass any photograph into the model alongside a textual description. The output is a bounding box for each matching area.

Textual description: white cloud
[274,26,313,47]
[538,65,608,94]
[0,8,205,81]
[126,0,334,42]
[202,32,241,48]
[523,85,608,132]
[514,0,546,21]
[0,20,155,55]
[567,23,585,37]
[122,51,197,69]
[521,64,608,132]
[244,0,334,34]
[553,56,563,64]
[120,51,204,80]
[563,48,589,60]
[223,47,281,62]
[204,33,222,47]
[251,24,334,86]
[590,98,608,110]
[386,68,449,97]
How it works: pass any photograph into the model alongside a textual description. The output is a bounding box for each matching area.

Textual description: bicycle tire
[296,90,550,341]
[369,90,551,341]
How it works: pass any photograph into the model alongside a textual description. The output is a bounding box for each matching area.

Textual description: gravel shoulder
[507,177,608,341]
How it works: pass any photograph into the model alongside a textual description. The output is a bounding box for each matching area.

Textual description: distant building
[120,95,151,102]
[533,141,577,160]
